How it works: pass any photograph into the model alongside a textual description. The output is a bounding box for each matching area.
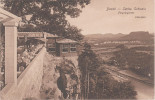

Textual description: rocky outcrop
[40,53,80,99]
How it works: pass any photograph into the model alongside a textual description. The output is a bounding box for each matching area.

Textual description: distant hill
[84,31,153,42]
[118,31,153,41]
[85,33,125,41]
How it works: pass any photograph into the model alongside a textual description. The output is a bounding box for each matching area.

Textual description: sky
[0,0,154,35]
[67,0,154,35]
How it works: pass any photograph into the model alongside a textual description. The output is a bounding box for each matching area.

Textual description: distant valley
[84,31,154,42]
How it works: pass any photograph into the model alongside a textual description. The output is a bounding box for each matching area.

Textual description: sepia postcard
[0,0,154,100]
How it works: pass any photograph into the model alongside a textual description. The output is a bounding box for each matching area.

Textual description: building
[46,34,59,53]
[18,32,79,57]
[55,39,78,57]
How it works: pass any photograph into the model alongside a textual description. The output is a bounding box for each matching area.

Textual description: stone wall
[0,47,46,100]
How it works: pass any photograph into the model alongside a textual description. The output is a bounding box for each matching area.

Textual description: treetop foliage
[3,0,90,41]
[78,42,101,73]
[4,0,90,17]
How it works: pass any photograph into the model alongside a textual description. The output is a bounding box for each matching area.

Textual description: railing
[0,43,44,91]
[0,47,45,100]
[17,44,44,77]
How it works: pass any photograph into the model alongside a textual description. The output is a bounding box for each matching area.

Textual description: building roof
[56,39,77,44]
[45,32,59,38]
[18,32,59,38]
[47,39,56,43]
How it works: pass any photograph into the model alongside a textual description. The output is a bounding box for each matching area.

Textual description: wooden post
[24,35,27,50]
[4,21,18,85]
[0,23,2,70]
[87,72,89,99]
[68,43,70,53]
[44,33,47,47]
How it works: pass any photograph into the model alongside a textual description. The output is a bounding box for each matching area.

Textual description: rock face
[39,53,61,100]
[40,53,80,100]
[119,31,153,41]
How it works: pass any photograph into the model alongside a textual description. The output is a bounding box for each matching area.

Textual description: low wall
[0,47,46,100]
[61,52,77,57]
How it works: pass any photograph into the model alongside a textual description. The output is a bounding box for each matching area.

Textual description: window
[62,44,69,52]
[70,44,76,52]
[49,48,55,52]
[48,44,55,52]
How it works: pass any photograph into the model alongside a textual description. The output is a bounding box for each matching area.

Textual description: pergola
[17,32,59,47]
[0,8,21,85]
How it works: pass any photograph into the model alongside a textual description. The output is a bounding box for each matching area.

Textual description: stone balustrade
[0,47,46,100]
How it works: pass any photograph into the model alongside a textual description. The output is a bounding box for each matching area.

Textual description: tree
[96,75,137,99]
[78,42,101,99]
[3,0,91,41]
[63,25,84,41]
[78,43,137,99]
[18,24,39,32]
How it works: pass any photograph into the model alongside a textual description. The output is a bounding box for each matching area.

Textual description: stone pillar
[4,21,18,85]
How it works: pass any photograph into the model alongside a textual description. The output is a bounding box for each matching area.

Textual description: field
[88,40,154,99]
[89,39,154,77]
